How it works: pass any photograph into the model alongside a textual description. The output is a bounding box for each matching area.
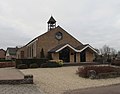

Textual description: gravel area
[20,66,120,94]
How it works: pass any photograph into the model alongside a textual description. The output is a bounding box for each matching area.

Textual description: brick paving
[0,84,43,94]
[0,68,43,94]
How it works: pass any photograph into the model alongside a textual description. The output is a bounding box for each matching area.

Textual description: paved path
[0,68,24,80]
[0,68,44,94]
[0,84,43,94]
[64,84,120,94]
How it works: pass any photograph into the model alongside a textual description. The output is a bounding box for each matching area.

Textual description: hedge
[0,59,12,62]
[41,60,63,68]
[29,63,39,68]
[16,58,48,68]
[17,64,28,69]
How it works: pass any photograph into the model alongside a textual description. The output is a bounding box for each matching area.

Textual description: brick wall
[37,26,82,58]
[0,50,5,59]
[52,53,59,60]
[86,50,95,62]
[0,62,15,68]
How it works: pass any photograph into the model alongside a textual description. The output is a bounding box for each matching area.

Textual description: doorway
[80,50,86,62]
[59,47,70,62]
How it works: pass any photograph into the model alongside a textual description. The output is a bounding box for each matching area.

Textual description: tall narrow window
[74,52,76,62]
[21,51,24,59]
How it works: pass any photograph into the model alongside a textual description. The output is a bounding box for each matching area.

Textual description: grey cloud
[0,0,120,50]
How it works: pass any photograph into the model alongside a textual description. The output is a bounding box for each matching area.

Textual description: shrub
[16,58,48,68]
[49,60,63,67]
[17,64,28,69]
[0,59,12,62]
[76,65,120,78]
[40,63,48,68]
[41,60,63,68]
[40,48,45,58]
[29,63,39,68]
[47,53,53,60]
[41,62,58,68]
[111,60,120,66]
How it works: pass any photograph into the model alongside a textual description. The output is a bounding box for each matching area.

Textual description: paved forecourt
[0,67,24,80]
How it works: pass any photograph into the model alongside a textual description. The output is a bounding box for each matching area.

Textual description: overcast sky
[0,0,120,51]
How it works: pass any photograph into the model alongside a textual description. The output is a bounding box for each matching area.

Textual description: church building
[17,16,98,63]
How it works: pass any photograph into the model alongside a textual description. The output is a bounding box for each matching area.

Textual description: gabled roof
[77,44,98,53]
[49,43,98,53]
[0,49,5,52]
[6,48,18,55]
[47,16,56,24]
[25,26,83,46]
[48,43,76,53]
[76,44,88,50]
[55,44,78,52]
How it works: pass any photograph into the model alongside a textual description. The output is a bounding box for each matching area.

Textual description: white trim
[55,44,98,53]
[79,45,98,53]
[56,44,78,52]
[27,38,38,47]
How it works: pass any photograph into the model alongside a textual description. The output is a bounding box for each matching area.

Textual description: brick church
[17,16,98,63]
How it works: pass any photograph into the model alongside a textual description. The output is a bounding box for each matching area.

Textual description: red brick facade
[0,49,5,59]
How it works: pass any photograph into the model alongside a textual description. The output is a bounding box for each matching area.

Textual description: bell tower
[47,16,56,31]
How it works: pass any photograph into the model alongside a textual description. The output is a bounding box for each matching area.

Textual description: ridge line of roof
[24,25,83,47]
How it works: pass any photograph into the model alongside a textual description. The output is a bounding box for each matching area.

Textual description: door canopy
[48,43,98,54]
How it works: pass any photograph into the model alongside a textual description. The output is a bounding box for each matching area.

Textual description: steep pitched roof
[56,26,83,45]
[25,26,83,46]
[0,49,5,52]
[6,48,18,55]
[77,44,98,53]
[76,44,88,50]
[48,43,71,53]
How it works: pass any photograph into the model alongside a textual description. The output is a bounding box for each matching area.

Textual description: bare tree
[110,48,117,59]
[99,45,117,63]
[99,45,110,55]
[116,51,120,59]
[118,51,120,56]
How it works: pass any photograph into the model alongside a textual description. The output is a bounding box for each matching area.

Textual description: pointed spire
[47,16,56,24]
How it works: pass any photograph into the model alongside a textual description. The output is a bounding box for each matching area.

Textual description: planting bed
[76,65,120,79]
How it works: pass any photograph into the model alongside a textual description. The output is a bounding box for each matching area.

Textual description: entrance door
[59,47,70,62]
[80,50,86,62]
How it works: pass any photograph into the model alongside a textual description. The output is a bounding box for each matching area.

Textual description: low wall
[97,72,120,79]
[0,75,33,84]
[63,62,100,66]
[0,62,15,68]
